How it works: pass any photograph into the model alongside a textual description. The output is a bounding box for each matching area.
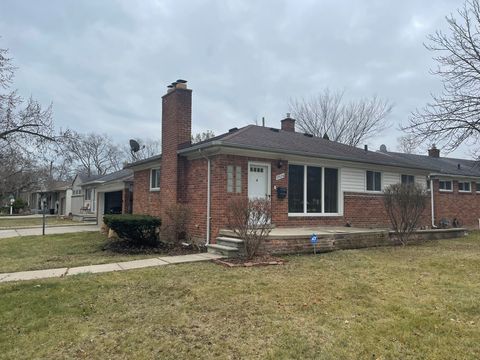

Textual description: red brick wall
[181,157,208,240]
[132,169,162,218]
[433,179,480,228]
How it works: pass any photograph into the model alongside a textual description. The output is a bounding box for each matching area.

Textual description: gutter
[430,176,437,228]
[198,149,212,245]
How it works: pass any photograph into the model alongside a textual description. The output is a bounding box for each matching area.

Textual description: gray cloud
[0,0,468,156]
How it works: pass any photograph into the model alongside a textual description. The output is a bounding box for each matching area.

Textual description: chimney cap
[176,79,187,83]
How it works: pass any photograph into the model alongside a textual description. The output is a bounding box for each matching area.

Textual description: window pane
[366,171,373,191]
[227,165,233,193]
[374,172,381,191]
[401,175,414,184]
[288,165,304,213]
[155,170,160,188]
[446,181,452,190]
[324,168,338,213]
[307,166,322,213]
[235,166,242,193]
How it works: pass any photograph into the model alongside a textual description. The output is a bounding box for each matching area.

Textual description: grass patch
[0,234,479,359]
[0,216,77,229]
[0,232,161,273]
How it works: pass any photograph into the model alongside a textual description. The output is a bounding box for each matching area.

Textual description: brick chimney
[281,113,295,132]
[160,79,192,209]
[428,144,440,158]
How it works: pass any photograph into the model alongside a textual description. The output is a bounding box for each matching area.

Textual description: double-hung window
[288,164,339,215]
[227,165,242,193]
[458,181,471,192]
[150,168,160,191]
[84,188,92,200]
[439,180,452,191]
[366,171,382,191]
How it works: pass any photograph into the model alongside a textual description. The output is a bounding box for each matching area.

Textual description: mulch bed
[214,255,286,268]
[102,241,206,256]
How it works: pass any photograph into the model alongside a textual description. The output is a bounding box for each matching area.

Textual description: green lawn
[0,234,479,359]
[0,232,160,273]
[0,216,78,229]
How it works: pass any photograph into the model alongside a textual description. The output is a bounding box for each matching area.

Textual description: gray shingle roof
[179,125,430,170]
[383,151,480,177]
[82,168,134,185]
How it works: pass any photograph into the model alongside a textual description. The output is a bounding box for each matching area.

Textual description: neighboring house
[126,80,480,244]
[71,174,102,215]
[29,181,73,215]
[79,169,134,223]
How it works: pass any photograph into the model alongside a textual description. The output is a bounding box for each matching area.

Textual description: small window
[84,188,92,200]
[401,175,415,184]
[458,181,471,192]
[426,178,431,190]
[150,169,160,190]
[235,166,242,193]
[227,165,234,193]
[366,171,381,191]
[439,180,452,191]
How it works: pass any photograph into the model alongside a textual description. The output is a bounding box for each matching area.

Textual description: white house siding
[383,172,401,188]
[341,168,366,192]
[341,167,426,193]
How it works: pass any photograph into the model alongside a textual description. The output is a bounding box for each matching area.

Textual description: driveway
[0,225,100,239]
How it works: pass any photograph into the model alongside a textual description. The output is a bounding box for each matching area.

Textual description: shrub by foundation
[103,214,161,246]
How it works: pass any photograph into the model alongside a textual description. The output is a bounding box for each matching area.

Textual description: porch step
[216,236,244,250]
[72,214,97,222]
[207,244,239,257]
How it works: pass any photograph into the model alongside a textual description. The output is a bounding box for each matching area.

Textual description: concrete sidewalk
[0,225,100,239]
[0,253,223,283]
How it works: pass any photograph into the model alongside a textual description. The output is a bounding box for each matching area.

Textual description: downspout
[199,149,211,245]
[430,176,437,228]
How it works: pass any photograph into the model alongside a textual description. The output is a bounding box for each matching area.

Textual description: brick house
[127,80,480,244]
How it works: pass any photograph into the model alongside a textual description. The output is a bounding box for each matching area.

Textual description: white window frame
[365,170,382,192]
[458,181,471,193]
[288,163,341,217]
[150,168,160,191]
[439,180,453,192]
[84,188,92,200]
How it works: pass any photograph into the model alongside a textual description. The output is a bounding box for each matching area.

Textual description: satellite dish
[379,144,387,152]
[129,139,140,153]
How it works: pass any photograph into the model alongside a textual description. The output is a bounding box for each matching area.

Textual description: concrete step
[207,244,239,257]
[216,236,244,249]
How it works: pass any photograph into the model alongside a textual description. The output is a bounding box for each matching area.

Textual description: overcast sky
[0,0,468,156]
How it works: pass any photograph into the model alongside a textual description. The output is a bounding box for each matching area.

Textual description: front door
[248,164,270,199]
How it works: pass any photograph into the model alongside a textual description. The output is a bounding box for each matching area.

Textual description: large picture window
[288,164,339,215]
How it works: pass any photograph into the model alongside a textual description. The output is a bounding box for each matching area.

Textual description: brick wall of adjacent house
[433,179,480,228]
[132,169,162,218]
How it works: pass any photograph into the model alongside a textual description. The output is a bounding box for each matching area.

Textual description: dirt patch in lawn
[214,255,286,267]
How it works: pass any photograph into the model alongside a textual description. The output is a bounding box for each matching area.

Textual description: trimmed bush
[103,214,161,246]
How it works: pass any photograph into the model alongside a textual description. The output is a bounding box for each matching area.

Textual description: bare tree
[226,197,272,259]
[405,0,480,152]
[289,89,393,146]
[396,134,422,154]
[192,130,215,144]
[0,44,61,201]
[61,131,124,176]
[383,183,427,246]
